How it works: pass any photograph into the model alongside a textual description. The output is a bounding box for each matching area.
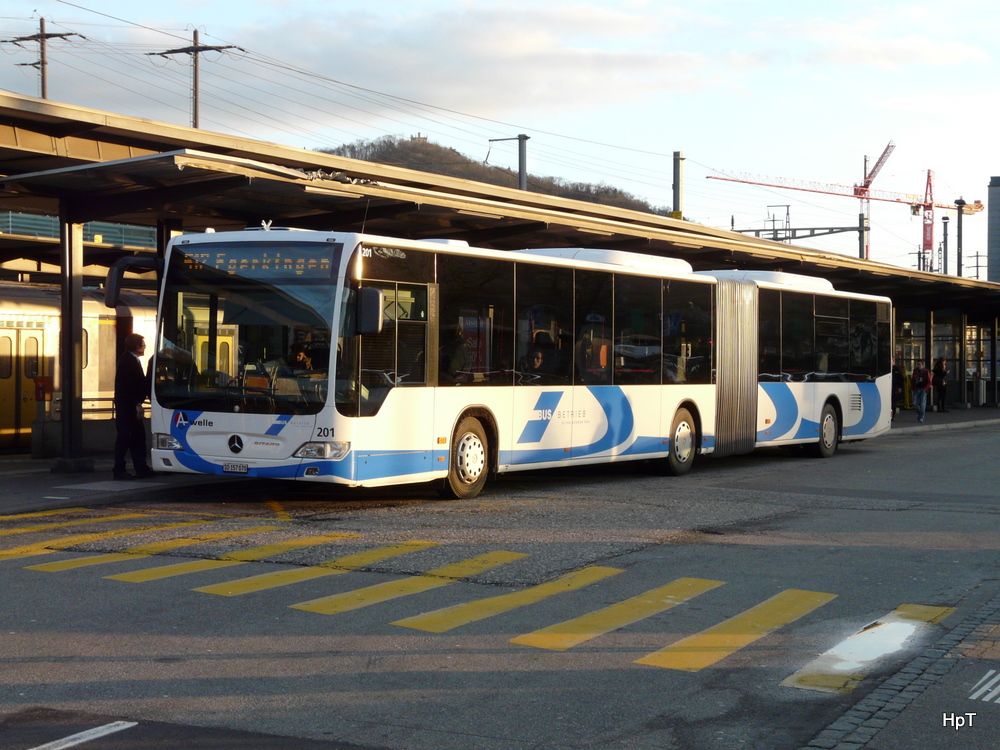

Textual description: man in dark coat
[113,332,153,479]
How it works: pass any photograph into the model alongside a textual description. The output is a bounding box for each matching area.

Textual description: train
[0,281,156,451]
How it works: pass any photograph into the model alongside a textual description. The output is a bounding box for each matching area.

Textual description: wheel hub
[456,433,486,483]
[674,421,694,462]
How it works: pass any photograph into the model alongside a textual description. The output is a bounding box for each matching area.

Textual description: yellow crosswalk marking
[0,508,87,521]
[893,603,955,624]
[511,577,725,651]
[218,533,359,561]
[394,566,624,633]
[105,532,359,582]
[0,513,151,537]
[107,559,246,581]
[291,551,528,615]
[193,541,440,596]
[25,525,282,572]
[635,589,837,671]
[266,501,292,521]
[0,521,209,561]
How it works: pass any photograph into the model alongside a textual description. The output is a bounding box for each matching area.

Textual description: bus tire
[666,407,697,476]
[811,403,839,458]
[439,416,489,499]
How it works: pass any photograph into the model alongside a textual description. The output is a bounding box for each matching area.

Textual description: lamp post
[955,198,967,277]
[487,134,530,190]
[942,214,950,275]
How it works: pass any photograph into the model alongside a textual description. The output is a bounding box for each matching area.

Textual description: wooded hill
[322,135,671,217]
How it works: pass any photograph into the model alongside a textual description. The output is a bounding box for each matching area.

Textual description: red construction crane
[857,141,896,259]
[707,144,983,267]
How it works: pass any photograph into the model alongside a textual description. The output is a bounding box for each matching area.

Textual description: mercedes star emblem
[228,435,244,454]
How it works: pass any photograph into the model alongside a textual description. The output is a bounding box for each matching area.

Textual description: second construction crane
[708,141,983,270]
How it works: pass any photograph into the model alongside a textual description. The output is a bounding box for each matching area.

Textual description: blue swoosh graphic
[794,417,820,439]
[842,382,883,436]
[758,383,799,440]
[573,386,635,456]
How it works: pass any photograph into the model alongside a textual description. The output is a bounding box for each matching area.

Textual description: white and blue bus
[117,228,892,499]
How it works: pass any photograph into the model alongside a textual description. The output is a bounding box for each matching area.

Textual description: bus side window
[614,274,661,386]
[397,284,427,385]
[439,324,467,383]
[664,280,713,384]
[781,291,814,382]
[758,289,781,382]
[575,269,612,385]
[516,263,573,385]
[437,255,514,387]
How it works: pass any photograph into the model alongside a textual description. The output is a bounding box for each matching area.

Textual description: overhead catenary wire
[7,10,679,199]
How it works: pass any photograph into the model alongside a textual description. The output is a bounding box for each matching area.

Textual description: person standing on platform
[932,357,950,413]
[113,332,154,479]
[910,360,932,424]
[891,357,905,420]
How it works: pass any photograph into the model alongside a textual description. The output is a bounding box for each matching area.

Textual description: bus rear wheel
[666,407,697,476]
[811,403,839,458]
[439,416,489,499]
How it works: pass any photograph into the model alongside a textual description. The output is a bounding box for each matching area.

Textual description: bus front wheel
[440,416,489,499]
[666,407,697,476]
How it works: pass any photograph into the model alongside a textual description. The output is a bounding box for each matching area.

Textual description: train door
[0,328,42,450]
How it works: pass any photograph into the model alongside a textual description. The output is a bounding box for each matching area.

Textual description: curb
[887,418,1000,436]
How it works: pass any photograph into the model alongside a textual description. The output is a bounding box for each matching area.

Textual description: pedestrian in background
[910,360,932,424]
[932,356,950,413]
[113,332,154,479]
[891,357,905,420]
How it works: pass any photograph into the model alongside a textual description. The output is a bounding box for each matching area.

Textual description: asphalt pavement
[2,404,1000,750]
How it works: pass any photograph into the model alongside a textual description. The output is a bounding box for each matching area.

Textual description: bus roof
[511,247,693,275]
[695,269,835,292]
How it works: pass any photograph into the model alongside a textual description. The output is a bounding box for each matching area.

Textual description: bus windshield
[154,239,341,415]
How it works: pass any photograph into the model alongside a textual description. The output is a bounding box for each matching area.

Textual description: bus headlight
[155,433,182,450]
[294,441,350,460]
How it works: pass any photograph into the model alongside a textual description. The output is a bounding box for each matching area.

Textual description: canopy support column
[52,203,93,472]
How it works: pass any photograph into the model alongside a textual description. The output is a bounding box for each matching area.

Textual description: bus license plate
[222,463,249,474]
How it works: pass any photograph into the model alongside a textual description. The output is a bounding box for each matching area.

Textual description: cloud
[228,3,737,118]
[780,17,991,69]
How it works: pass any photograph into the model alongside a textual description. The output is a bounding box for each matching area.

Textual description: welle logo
[173,411,214,429]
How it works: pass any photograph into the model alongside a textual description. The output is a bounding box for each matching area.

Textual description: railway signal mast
[708,142,983,270]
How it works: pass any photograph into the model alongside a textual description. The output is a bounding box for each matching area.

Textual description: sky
[1,0,997,276]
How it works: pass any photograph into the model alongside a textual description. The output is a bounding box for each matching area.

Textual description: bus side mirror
[105,255,163,307]
[357,287,384,335]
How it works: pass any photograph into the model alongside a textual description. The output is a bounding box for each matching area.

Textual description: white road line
[970,670,1000,702]
[27,721,138,750]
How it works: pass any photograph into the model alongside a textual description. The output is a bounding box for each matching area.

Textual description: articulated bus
[115,228,893,498]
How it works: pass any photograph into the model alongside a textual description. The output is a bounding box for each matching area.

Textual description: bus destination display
[180,241,340,279]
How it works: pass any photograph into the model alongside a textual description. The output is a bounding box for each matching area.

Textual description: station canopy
[2,91,999,318]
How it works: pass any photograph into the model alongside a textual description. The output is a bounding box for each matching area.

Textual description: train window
[0,336,10,379]
[24,336,39,379]
[220,341,231,375]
